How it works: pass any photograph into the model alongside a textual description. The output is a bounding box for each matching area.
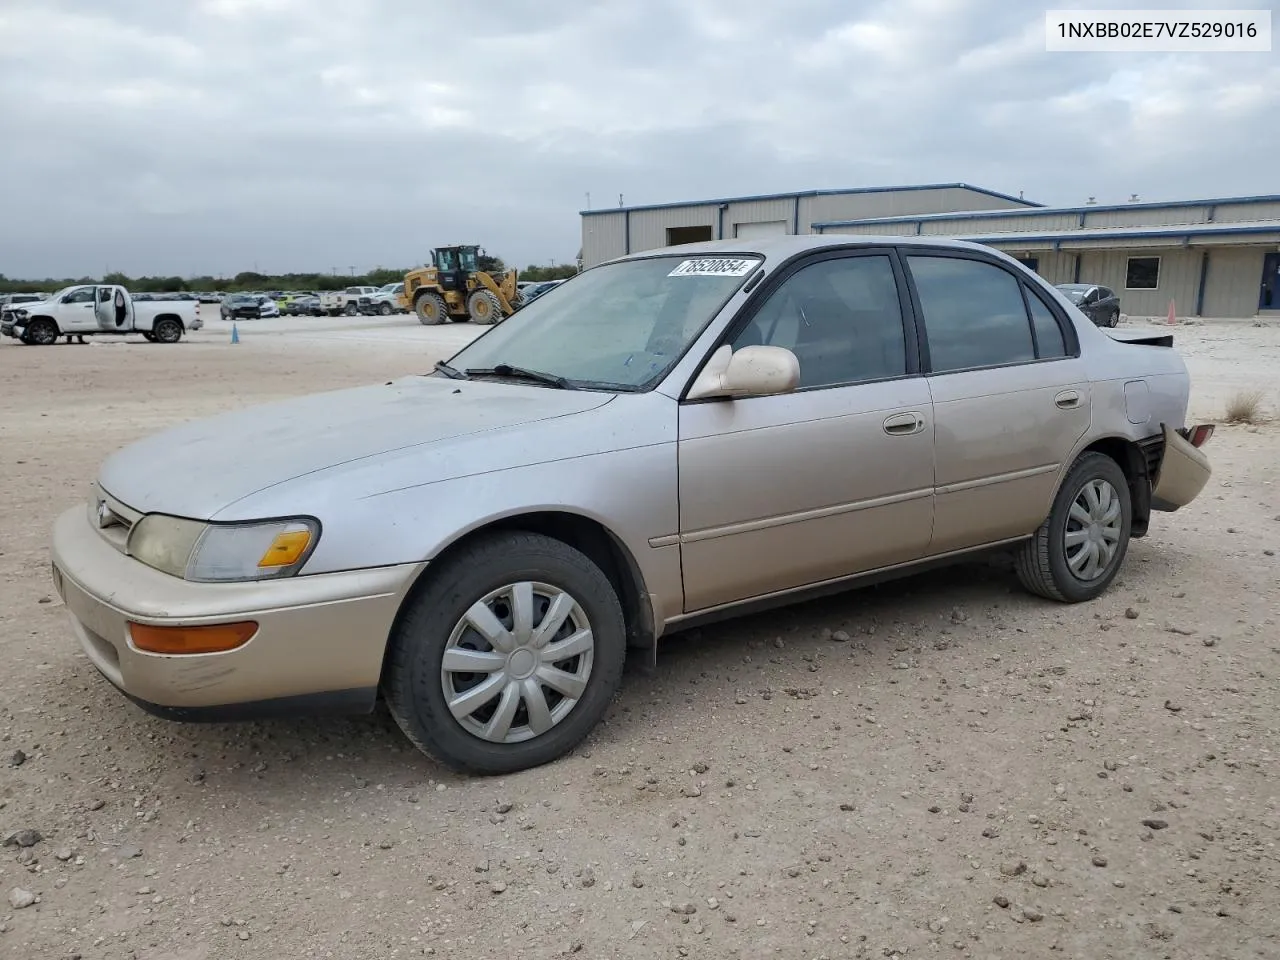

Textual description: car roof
[608,233,1002,265]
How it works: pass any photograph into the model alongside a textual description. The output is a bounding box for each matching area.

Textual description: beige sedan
[51,236,1213,774]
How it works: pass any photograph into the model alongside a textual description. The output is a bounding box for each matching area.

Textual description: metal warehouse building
[579,183,1040,266]
[581,185,1280,319]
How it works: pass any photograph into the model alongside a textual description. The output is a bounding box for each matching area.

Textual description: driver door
[676,250,936,612]
[94,287,116,330]
[56,287,98,332]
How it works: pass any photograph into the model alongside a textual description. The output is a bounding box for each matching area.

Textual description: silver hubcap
[440,581,594,744]
[1064,478,1122,581]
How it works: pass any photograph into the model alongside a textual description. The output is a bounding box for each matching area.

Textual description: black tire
[416,292,449,325]
[153,318,182,343]
[378,302,393,316]
[1015,452,1132,602]
[1108,309,1120,328]
[383,532,626,775]
[467,290,503,325]
[27,318,58,345]
[344,302,359,317]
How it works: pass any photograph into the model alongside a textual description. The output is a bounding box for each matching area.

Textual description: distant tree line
[0,259,579,295]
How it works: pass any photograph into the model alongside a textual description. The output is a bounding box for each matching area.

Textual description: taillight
[1186,424,1215,447]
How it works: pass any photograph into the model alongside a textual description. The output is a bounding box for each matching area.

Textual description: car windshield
[1056,284,1090,303]
[446,254,762,390]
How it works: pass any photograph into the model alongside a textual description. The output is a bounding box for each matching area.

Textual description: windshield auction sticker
[668,258,758,277]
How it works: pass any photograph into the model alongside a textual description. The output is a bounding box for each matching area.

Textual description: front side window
[63,288,95,304]
[730,255,907,388]
[1126,257,1160,289]
[447,255,760,390]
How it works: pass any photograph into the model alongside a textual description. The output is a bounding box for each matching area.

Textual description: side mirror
[686,344,800,401]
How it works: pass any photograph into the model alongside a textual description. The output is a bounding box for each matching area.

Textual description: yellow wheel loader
[400,246,521,326]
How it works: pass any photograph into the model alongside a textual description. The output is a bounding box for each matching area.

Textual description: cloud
[0,0,1275,278]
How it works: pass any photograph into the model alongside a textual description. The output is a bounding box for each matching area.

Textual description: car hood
[3,298,51,314]
[99,376,613,519]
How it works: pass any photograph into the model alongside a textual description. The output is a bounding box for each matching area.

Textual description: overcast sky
[1,0,1276,279]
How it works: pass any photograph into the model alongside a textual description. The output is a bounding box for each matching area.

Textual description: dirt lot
[1,317,1277,960]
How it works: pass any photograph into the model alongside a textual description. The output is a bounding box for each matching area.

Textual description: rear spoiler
[1105,328,1173,348]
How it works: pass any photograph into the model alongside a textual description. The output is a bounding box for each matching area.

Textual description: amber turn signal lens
[258,530,311,568]
[129,621,258,655]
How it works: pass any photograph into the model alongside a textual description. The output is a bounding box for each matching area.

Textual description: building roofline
[953,223,1280,244]
[578,182,1042,217]
[812,192,1280,229]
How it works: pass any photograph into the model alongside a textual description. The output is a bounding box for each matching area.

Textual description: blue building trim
[579,182,1042,217]
[812,193,1280,230]
[957,224,1280,244]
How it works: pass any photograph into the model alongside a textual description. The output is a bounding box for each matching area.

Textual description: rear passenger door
[901,251,1090,554]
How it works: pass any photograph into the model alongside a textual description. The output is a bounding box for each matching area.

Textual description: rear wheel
[27,318,58,345]
[153,318,183,343]
[468,290,503,325]
[416,292,449,325]
[383,532,626,774]
[344,302,359,317]
[1015,452,1131,602]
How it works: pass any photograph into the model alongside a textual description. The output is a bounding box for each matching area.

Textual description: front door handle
[1055,390,1082,410]
[883,412,926,436]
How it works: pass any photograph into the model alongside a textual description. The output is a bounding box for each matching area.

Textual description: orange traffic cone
[1166,300,1176,325]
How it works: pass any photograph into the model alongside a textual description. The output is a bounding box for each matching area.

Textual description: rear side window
[1026,287,1067,358]
[906,256,1034,373]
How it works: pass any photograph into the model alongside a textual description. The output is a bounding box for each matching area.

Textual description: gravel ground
[1,316,1277,960]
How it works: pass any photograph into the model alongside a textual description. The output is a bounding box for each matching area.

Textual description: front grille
[91,486,142,553]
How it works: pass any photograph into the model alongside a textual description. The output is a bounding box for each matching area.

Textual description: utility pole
[585,192,591,210]
[349,266,355,277]
[618,193,624,208]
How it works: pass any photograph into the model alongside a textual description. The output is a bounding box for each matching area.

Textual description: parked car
[0,293,48,309]
[197,292,223,304]
[220,294,279,321]
[361,282,406,316]
[318,286,378,316]
[519,279,565,305]
[1,284,199,343]
[286,295,323,317]
[1055,283,1121,327]
[49,236,1214,775]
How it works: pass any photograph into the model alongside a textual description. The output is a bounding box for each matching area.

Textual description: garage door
[734,220,788,239]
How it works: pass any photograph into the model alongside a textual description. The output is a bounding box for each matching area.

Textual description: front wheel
[1107,309,1120,327]
[383,532,626,774]
[1015,452,1132,602]
[467,290,503,325]
[27,318,59,345]
[378,302,393,316]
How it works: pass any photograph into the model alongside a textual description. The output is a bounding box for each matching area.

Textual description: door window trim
[678,246,923,403]
[896,247,1081,377]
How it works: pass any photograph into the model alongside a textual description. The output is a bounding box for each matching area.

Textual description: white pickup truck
[1,285,201,345]
[318,286,378,317]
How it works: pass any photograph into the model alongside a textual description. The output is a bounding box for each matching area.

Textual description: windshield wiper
[433,360,467,379]
[464,363,570,389]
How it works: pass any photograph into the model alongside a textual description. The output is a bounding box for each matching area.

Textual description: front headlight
[127,515,319,582]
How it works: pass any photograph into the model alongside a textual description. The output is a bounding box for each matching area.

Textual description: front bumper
[51,506,423,718]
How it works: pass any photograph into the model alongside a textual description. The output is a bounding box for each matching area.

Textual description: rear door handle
[1055,390,1082,410]
[883,412,926,436]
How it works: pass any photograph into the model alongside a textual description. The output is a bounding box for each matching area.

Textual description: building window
[1125,257,1160,290]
